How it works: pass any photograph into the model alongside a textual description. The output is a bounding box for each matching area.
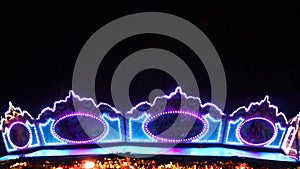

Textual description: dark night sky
[0,2,299,136]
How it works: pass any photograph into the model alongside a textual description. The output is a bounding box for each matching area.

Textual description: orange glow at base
[83,160,95,169]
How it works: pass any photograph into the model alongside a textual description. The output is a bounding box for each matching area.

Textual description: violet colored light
[8,122,32,149]
[52,113,108,144]
[144,111,208,142]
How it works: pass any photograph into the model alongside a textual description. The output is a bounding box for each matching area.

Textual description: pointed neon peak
[127,86,201,114]
[174,86,183,93]
[230,95,288,125]
[69,90,75,96]
[264,95,270,102]
[126,86,224,119]
[288,112,300,124]
[8,101,13,108]
[37,89,122,121]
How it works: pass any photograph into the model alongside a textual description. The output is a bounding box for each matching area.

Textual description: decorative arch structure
[1,87,299,163]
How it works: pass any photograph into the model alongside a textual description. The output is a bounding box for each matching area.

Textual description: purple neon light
[3,86,300,155]
[126,86,224,119]
[37,91,121,121]
[7,121,32,149]
[52,113,108,144]
[237,117,277,146]
[230,96,288,125]
[144,111,208,142]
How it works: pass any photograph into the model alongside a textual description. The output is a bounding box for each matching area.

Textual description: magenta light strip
[237,117,277,146]
[52,113,108,144]
[144,110,208,142]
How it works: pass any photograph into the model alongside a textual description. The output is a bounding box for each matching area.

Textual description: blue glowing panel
[128,113,155,142]
[192,114,224,143]
[98,114,123,142]
[16,146,298,163]
[39,119,66,146]
[0,103,40,152]
[0,155,19,161]
[36,91,124,146]
[224,96,289,149]
[0,146,297,162]
[126,87,225,143]
[2,86,300,160]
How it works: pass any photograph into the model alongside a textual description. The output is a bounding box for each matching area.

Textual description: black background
[0,2,299,155]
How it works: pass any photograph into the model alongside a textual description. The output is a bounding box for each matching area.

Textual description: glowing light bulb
[83,160,95,169]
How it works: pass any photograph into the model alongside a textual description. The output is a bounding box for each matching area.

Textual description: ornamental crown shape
[1,87,299,160]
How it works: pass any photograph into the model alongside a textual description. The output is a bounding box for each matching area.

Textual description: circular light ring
[237,117,277,146]
[144,111,208,142]
[8,122,32,149]
[52,113,108,144]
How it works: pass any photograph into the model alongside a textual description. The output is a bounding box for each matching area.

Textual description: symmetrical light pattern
[34,90,124,146]
[126,87,226,144]
[144,111,208,142]
[8,122,31,149]
[237,117,277,146]
[52,113,108,144]
[1,103,40,152]
[2,121,41,152]
[0,146,297,163]
[225,96,288,149]
[1,86,300,162]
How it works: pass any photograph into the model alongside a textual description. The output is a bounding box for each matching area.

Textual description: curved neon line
[144,111,208,142]
[237,117,277,146]
[230,96,288,125]
[127,86,225,117]
[7,122,32,149]
[52,113,108,144]
[37,90,122,121]
[0,103,34,131]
